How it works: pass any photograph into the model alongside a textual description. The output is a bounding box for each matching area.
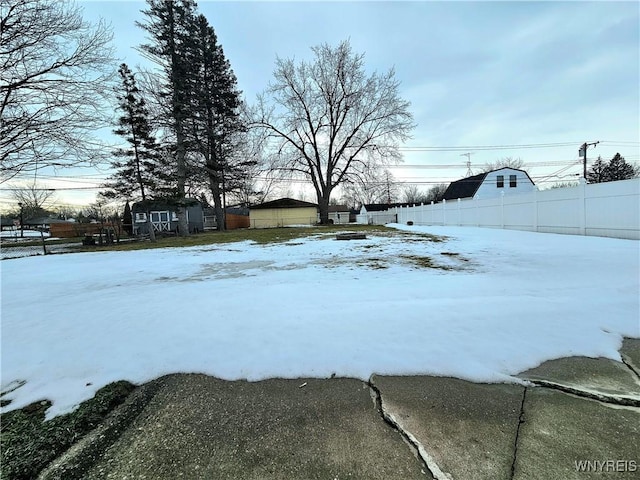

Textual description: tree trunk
[146,213,156,243]
[208,172,225,231]
[318,191,331,224]
[176,206,189,236]
[174,95,190,237]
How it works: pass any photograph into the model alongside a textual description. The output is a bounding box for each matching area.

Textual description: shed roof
[132,198,201,211]
[250,198,318,210]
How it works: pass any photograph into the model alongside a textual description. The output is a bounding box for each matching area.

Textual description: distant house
[357,204,402,225]
[442,168,535,200]
[23,217,70,232]
[328,205,351,224]
[131,199,204,235]
[249,198,318,228]
[1,216,17,231]
[359,203,414,215]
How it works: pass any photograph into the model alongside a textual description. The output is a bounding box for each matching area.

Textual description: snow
[1,225,639,419]
[0,229,50,239]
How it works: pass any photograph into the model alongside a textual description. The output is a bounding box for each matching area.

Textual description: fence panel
[390,178,640,240]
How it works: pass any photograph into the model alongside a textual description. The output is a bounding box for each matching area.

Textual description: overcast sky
[5,0,639,209]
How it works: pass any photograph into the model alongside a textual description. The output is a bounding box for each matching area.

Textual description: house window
[135,213,147,223]
[510,175,517,188]
[171,211,178,221]
[496,175,504,188]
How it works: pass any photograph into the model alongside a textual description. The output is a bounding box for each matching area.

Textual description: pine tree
[587,156,609,183]
[103,63,160,201]
[605,153,636,181]
[189,14,243,230]
[123,201,133,234]
[587,153,638,183]
[138,0,198,236]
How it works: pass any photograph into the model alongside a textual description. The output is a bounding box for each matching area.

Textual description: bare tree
[0,0,116,181]
[402,184,428,204]
[341,167,398,207]
[424,183,448,203]
[11,184,57,219]
[253,40,414,223]
[481,157,524,173]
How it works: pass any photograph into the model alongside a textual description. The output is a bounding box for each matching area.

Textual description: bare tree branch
[251,40,414,223]
[0,0,117,182]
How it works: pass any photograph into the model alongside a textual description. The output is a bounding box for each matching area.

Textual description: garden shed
[132,199,204,235]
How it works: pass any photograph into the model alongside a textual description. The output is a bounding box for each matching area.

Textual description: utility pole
[461,152,474,176]
[579,141,599,180]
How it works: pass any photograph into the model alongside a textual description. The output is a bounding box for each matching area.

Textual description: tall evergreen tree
[587,156,608,183]
[606,153,636,181]
[189,14,243,230]
[103,63,160,201]
[122,201,133,234]
[137,0,198,236]
[588,153,638,183]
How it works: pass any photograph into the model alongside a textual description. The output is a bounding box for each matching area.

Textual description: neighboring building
[359,203,414,214]
[328,205,351,224]
[132,199,204,235]
[203,206,250,230]
[357,204,400,225]
[442,168,535,200]
[1,216,17,231]
[249,198,319,228]
[23,217,70,232]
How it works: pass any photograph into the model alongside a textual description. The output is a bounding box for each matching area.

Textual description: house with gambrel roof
[443,167,535,200]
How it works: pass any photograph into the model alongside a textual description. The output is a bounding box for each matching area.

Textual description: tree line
[5,1,635,232]
[2,0,414,233]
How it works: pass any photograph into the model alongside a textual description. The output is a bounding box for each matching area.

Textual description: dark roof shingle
[250,198,318,210]
[442,172,488,200]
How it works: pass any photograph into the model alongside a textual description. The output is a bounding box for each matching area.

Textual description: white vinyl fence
[360,178,640,240]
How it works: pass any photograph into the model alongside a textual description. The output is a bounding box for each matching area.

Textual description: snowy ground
[0,229,50,239]
[1,225,638,418]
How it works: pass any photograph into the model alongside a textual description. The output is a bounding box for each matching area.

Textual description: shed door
[150,211,171,231]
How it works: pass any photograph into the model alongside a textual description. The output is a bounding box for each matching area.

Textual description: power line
[397,141,581,152]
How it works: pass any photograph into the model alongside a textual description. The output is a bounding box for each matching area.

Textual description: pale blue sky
[5,0,639,208]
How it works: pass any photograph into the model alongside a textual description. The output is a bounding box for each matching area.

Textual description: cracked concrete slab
[74,374,430,480]
[372,375,524,480]
[516,356,640,402]
[621,338,640,377]
[513,386,640,480]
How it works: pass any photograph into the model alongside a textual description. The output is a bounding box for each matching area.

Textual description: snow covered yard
[1,225,638,418]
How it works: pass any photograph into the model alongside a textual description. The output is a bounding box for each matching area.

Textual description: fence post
[41,230,47,255]
[442,199,447,225]
[578,177,586,235]
[457,198,461,226]
[533,187,539,233]
[500,191,505,229]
